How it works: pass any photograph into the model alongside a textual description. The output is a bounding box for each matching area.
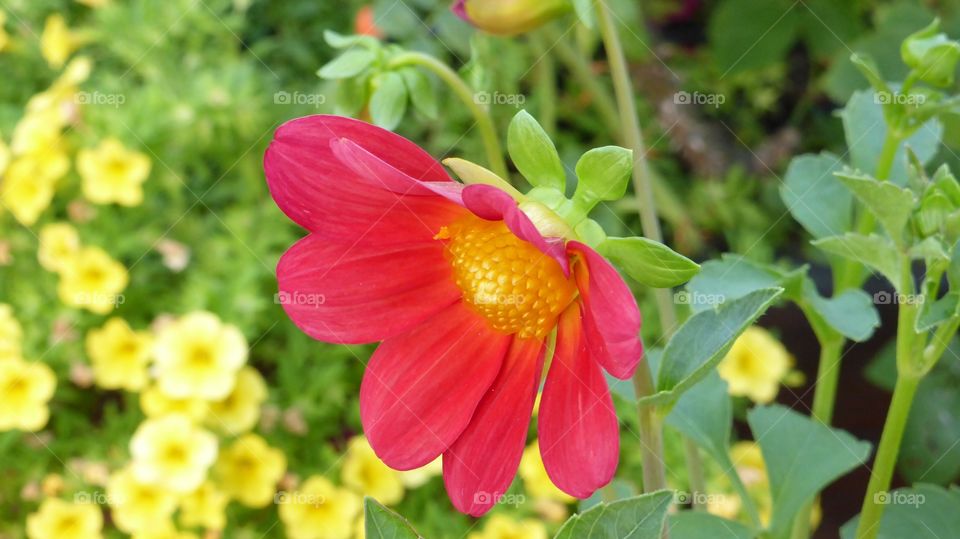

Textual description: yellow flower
[341,435,403,505]
[41,14,82,69]
[130,415,218,493]
[153,311,247,400]
[0,359,56,432]
[139,385,208,422]
[278,476,360,539]
[57,246,128,314]
[178,481,227,531]
[0,303,23,361]
[38,222,81,273]
[85,318,152,391]
[0,157,60,226]
[718,326,791,403]
[466,514,547,539]
[519,441,574,503]
[77,139,151,206]
[106,467,178,534]
[207,365,266,434]
[213,433,286,508]
[399,457,441,489]
[26,498,102,539]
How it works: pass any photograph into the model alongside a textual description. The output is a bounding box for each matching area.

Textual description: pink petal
[277,234,461,344]
[361,302,511,470]
[461,184,569,274]
[538,304,619,498]
[443,337,545,516]
[568,241,643,380]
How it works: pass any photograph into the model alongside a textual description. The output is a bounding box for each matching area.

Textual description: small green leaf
[598,237,699,289]
[555,491,674,539]
[364,498,422,539]
[812,233,902,288]
[748,405,872,539]
[902,18,960,87]
[684,255,783,313]
[507,110,566,192]
[915,290,959,331]
[840,485,960,538]
[665,372,731,469]
[801,282,880,342]
[780,152,852,239]
[850,53,892,97]
[668,512,756,539]
[835,170,916,244]
[369,72,408,131]
[909,236,949,263]
[318,49,377,79]
[399,68,437,119]
[323,30,379,49]
[573,146,633,210]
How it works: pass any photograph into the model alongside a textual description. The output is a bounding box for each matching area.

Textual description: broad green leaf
[665,372,731,468]
[667,512,756,539]
[900,380,960,485]
[364,498,421,539]
[369,72,408,131]
[399,68,437,119]
[598,237,700,289]
[840,485,960,539]
[507,110,566,192]
[318,49,377,79]
[555,490,674,539]
[748,405,871,539]
[684,255,783,313]
[916,290,959,332]
[646,288,783,406]
[802,283,880,342]
[780,152,851,239]
[835,171,916,244]
[579,479,639,512]
[812,233,902,288]
[573,146,633,210]
[572,0,595,28]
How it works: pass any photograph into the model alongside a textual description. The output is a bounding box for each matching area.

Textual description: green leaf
[835,170,916,244]
[667,512,756,539]
[748,405,872,539]
[334,74,370,116]
[684,255,783,313]
[646,288,783,406]
[399,68,437,119]
[364,498,422,539]
[909,237,949,263]
[369,72,408,131]
[840,485,960,538]
[665,372,731,468]
[902,18,960,87]
[915,291,959,332]
[598,237,700,289]
[507,110,566,192]
[812,233,902,288]
[780,152,852,239]
[572,0,595,28]
[573,146,633,210]
[318,49,377,79]
[555,491,674,539]
[323,30,379,49]
[849,53,892,97]
[802,282,880,342]
[709,0,801,74]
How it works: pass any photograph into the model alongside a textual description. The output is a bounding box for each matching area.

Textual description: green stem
[726,460,763,529]
[530,33,557,135]
[388,52,509,179]
[809,335,846,424]
[632,363,668,493]
[684,440,706,510]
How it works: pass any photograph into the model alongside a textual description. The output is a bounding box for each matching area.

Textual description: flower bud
[452,0,572,36]
[902,18,960,87]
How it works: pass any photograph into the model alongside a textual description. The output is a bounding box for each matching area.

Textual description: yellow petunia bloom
[77,139,151,206]
[57,246,128,314]
[0,359,56,432]
[0,157,60,226]
[398,456,441,489]
[0,303,23,361]
[718,326,791,404]
[207,365,267,434]
[466,514,547,539]
[278,476,361,539]
[85,318,152,391]
[106,467,178,534]
[519,441,574,503]
[153,311,247,400]
[26,498,103,539]
[178,481,227,531]
[129,415,218,493]
[40,14,82,69]
[38,222,81,273]
[341,435,403,505]
[139,384,208,421]
[213,433,286,508]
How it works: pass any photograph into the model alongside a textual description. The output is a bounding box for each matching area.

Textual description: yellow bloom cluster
[27,498,103,539]
[36,223,129,314]
[467,514,548,539]
[0,304,57,433]
[718,326,792,403]
[78,138,151,206]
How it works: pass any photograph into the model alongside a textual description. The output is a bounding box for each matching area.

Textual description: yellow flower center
[54,515,81,535]
[3,375,28,401]
[437,215,576,339]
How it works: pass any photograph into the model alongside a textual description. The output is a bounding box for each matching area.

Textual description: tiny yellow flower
[106,467,178,534]
[341,435,403,505]
[398,456,441,489]
[213,433,286,508]
[0,158,59,226]
[129,415,218,493]
[466,514,547,539]
[207,365,267,434]
[38,222,81,273]
[85,318,152,391]
[0,303,23,361]
[77,139,151,206]
[40,14,81,69]
[178,481,227,531]
[26,498,102,539]
[57,246,128,314]
[278,476,361,539]
[153,311,247,400]
[0,359,56,432]
[519,441,574,504]
[139,385,208,422]
[718,326,791,403]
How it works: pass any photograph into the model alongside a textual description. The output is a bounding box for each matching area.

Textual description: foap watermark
[875,91,926,106]
[74,491,120,505]
[473,292,526,306]
[274,90,326,108]
[474,91,526,108]
[274,491,326,506]
[472,491,525,507]
[76,91,125,108]
[274,291,326,307]
[874,490,925,507]
[674,290,725,306]
[674,491,728,506]
[674,90,726,108]
[873,291,924,305]
[73,292,125,309]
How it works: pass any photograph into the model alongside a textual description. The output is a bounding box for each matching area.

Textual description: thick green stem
[684,440,706,510]
[632,363,668,493]
[388,52,509,179]
[810,335,846,424]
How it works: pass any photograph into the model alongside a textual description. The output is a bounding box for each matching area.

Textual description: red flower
[265,115,643,516]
